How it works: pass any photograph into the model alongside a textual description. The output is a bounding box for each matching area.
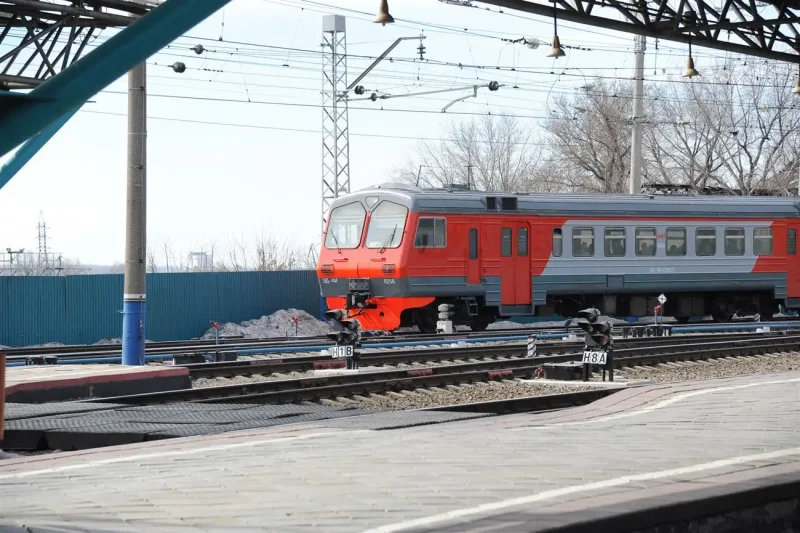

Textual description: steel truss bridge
[477,0,800,63]
[0,0,799,164]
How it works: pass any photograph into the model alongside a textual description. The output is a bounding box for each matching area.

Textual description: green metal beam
[0,107,76,190]
[0,0,231,160]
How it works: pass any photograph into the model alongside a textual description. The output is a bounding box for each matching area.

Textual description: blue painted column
[122,62,146,366]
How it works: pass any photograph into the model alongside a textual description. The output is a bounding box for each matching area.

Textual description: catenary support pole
[629,34,645,195]
[122,62,146,366]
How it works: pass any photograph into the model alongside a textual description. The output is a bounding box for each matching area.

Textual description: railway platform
[4,364,190,403]
[1,371,798,532]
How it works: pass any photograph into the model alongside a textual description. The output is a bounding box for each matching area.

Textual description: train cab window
[666,228,687,256]
[325,202,366,250]
[365,201,408,249]
[501,228,512,256]
[695,228,716,257]
[469,229,479,259]
[754,228,773,256]
[604,228,626,257]
[789,229,797,255]
[518,227,529,257]
[414,217,446,248]
[635,227,656,257]
[725,228,746,256]
[552,228,563,257]
[572,227,594,257]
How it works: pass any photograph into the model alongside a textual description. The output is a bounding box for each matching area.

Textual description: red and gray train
[317,183,798,332]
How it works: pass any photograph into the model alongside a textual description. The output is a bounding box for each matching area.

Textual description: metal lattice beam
[0,0,232,160]
[476,0,800,63]
[321,14,350,233]
[0,1,155,90]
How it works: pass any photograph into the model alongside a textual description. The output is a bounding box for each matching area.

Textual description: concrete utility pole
[629,34,646,195]
[122,62,147,366]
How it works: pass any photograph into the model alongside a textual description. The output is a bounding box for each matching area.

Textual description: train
[316,183,800,332]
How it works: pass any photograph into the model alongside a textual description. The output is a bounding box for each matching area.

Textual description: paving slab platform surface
[1,371,799,533]
[4,364,190,402]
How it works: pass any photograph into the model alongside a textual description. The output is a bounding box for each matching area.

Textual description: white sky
[0,0,768,266]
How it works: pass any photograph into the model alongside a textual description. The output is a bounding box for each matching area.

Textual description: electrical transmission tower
[37,211,49,270]
[321,14,350,233]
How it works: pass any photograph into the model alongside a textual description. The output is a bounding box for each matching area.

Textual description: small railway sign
[658,293,667,305]
[331,345,354,359]
[582,350,607,365]
[527,335,538,357]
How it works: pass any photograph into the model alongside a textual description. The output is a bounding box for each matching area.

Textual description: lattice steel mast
[321,14,349,233]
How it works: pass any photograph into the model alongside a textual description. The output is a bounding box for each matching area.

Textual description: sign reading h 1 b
[331,345,354,359]
[582,350,607,365]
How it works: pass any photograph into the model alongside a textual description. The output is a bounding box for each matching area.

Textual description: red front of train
[317,188,439,331]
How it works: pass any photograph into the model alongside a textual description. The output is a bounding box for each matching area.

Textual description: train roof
[330,183,800,218]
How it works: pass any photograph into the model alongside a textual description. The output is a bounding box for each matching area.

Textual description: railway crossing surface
[1,370,798,532]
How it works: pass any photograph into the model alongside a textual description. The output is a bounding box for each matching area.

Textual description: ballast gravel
[190,351,800,411]
[347,381,587,411]
[617,351,800,383]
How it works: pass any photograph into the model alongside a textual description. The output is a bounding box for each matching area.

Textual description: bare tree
[543,79,632,193]
[645,61,800,194]
[394,115,548,192]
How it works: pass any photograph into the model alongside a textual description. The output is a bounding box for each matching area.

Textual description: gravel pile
[201,309,331,340]
[344,380,587,411]
[618,351,800,383]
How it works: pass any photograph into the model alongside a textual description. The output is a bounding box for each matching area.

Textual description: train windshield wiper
[329,228,342,254]
[379,225,398,254]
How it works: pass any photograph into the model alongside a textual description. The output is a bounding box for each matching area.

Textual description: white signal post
[656,294,667,326]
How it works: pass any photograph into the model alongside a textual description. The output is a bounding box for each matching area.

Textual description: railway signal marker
[658,293,667,305]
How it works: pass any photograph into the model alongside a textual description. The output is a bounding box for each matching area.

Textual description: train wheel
[470,318,491,332]
[413,310,438,334]
[712,312,732,323]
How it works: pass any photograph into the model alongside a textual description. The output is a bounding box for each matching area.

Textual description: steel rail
[86,334,800,406]
[6,317,798,361]
[184,330,794,380]
[3,325,581,361]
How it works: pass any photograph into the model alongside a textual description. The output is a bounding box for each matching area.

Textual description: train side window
[552,228,563,257]
[518,227,529,257]
[501,228,512,256]
[789,229,797,255]
[635,227,656,257]
[725,228,745,256]
[753,228,773,256]
[695,228,716,257]
[414,217,447,248]
[666,228,687,256]
[604,228,626,257]
[572,227,594,257]
[469,229,479,259]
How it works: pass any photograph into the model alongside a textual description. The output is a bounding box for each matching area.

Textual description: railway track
[183,330,789,380]
[3,325,580,363]
[6,317,798,366]
[85,333,800,407]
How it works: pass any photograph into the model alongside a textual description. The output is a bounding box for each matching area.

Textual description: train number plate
[582,350,607,365]
[331,345,354,359]
[348,279,369,291]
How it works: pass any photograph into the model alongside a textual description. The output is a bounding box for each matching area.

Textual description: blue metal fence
[0,270,321,347]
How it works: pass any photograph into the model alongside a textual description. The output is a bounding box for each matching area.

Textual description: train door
[787,222,800,307]
[499,222,532,306]
[515,223,532,306]
[467,226,480,284]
